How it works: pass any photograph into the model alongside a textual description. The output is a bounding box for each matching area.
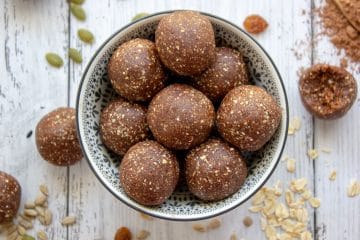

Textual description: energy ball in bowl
[155,11,216,76]
[185,138,247,201]
[147,84,215,150]
[108,38,166,102]
[120,140,179,206]
[217,85,281,151]
[36,107,83,166]
[100,98,149,156]
[193,47,249,102]
[299,64,357,119]
[0,171,21,224]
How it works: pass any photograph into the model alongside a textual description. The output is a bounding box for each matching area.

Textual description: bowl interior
[76,11,288,221]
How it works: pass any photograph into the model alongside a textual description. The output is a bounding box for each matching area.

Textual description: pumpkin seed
[70,3,86,21]
[69,48,83,63]
[39,184,49,196]
[70,0,85,4]
[35,193,47,206]
[132,12,150,22]
[78,28,94,43]
[37,230,48,240]
[45,53,63,68]
[23,234,36,240]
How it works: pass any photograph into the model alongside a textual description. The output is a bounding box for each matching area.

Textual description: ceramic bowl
[76,11,289,221]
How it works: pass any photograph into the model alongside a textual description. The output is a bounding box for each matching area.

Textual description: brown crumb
[243,216,253,227]
[243,14,268,34]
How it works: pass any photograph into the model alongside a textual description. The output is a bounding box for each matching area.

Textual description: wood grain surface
[0,0,359,239]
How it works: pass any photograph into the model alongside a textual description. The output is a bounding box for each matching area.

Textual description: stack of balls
[101,11,282,206]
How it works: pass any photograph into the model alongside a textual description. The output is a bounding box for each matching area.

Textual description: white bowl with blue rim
[76,10,289,221]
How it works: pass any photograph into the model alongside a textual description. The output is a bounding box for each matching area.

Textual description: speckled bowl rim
[76,10,289,221]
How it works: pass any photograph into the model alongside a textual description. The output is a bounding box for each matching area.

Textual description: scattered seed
[44,209,52,225]
[37,230,48,240]
[70,0,85,4]
[17,225,27,235]
[20,214,33,222]
[207,218,221,230]
[69,48,83,63]
[24,201,35,209]
[8,230,19,240]
[347,179,360,197]
[136,230,150,240]
[39,185,49,196]
[24,209,38,217]
[275,203,289,219]
[26,130,33,138]
[22,234,36,240]
[309,197,321,208]
[131,12,150,22]
[38,216,46,226]
[300,231,312,240]
[248,205,262,213]
[16,235,23,240]
[307,149,319,160]
[43,201,48,208]
[70,3,86,21]
[45,53,64,68]
[230,233,238,240]
[18,218,33,230]
[329,170,337,181]
[290,178,308,192]
[78,28,94,43]
[61,215,76,226]
[243,216,253,227]
[288,117,301,135]
[139,212,153,221]
[6,224,18,234]
[35,206,45,217]
[35,193,47,206]
[286,158,296,173]
[192,223,206,232]
[321,147,331,153]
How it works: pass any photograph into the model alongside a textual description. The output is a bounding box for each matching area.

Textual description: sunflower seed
[35,193,47,206]
[35,206,45,217]
[207,218,221,230]
[39,185,49,196]
[18,218,33,230]
[7,230,19,240]
[70,0,85,4]
[17,225,26,235]
[192,223,206,232]
[70,3,86,21]
[24,209,37,217]
[15,236,23,240]
[20,214,32,222]
[136,230,150,240]
[78,28,94,43]
[45,53,63,68]
[329,170,337,181]
[38,216,46,226]
[44,209,52,225]
[131,12,150,22]
[6,224,17,234]
[69,48,83,63]
[37,230,48,240]
[61,216,76,226]
[347,179,360,197]
[24,201,35,209]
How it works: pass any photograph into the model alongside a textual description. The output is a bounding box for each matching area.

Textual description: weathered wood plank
[0,0,69,239]
[68,0,314,239]
[313,0,360,239]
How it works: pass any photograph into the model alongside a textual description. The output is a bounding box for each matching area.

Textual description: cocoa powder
[319,0,360,64]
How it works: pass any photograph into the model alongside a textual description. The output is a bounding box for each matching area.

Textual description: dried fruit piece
[192,223,206,232]
[136,230,150,240]
[207,218,221,230]
[69,48,83,63]
[286,158,296,173]
[70,3,86,21]
[243,216,253,227]
[70,0,85,4]
[78,28,94,43]
[132,12,150,22]
[243,14,268,34]
[37,230,48,240]
[115,227,132,240]
[61,215,76,226]
[329,170,337,181]
[309,197,321,208]
[347,179,360,197]
[45,53,64,68]
[307,149,319,160]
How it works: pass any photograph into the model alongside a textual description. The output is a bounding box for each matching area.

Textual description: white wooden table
[1,0,359,239]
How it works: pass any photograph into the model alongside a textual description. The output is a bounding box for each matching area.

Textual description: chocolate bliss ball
[155,11,216,76]
[100,98,149,156]
[0,171,21,223]
[299,64,357,119]
[185,138,247,201]
[193,47,249,102]
[147,84,215,150]
[217,85,281,151]
[108,38,166,102]
[120,140,179,206]
[35,107,83,166]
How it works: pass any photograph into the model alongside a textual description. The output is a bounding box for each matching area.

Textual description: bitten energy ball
[120,140,179,206]
[299,64,357,119]
[155,11,216,76]
[108,38,166,101]
[193,47,249,102]
[185,138,247,201]
[217,85,281,151]
[147,84,215,150]
[36,107,83,166]
[100,98,149,156]
[0,171,21,224]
